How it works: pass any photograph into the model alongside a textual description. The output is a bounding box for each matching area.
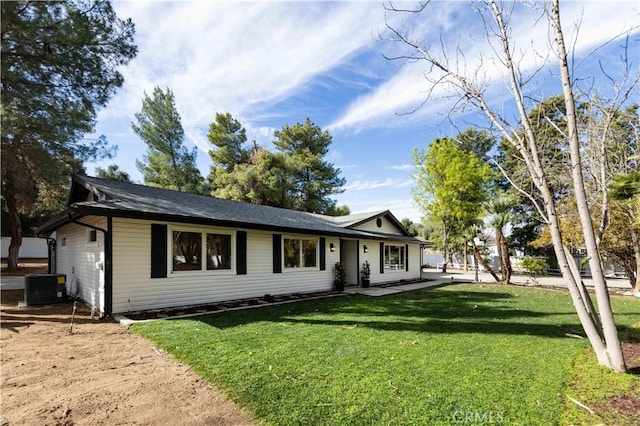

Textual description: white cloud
[387,164,414,171]
[343,178,413,191]
[329,1,639,132]
[245,124,278,151]
[346,198,422,222]
[103,1,389,153]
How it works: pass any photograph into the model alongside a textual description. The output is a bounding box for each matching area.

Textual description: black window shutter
[236,231,247,275]
[151,224,167,278]
[273,234,282,273]
[319,237,326,271]
[379,242,385,274]
[406,244,409,271]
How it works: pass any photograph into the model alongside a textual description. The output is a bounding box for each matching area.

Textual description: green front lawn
[132,284,640,425]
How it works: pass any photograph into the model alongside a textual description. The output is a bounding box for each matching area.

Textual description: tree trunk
[545,190,612,366]
[629,227,640,294]
[473,245,500,283]
[563,245,603,334]
[463,243,469,271]
[551,0,626,372]
[495,230,504,283]
[497,230,512,284]
[441,227,448,273]
[4,170,23,270]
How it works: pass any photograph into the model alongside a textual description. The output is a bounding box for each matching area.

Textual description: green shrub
[518,257,547,275]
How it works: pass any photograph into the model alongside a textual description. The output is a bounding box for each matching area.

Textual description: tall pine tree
[274,118,345,213]
[132,87,205,193]
[208,112,250,174]
[207,115,345,213]
[1,0,137,269]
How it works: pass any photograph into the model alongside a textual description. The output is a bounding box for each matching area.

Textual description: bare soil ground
[2,261,638,424]
[0,288,256,425]
[1,259,48,276]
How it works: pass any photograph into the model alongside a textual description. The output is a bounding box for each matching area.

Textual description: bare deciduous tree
[386,0,634,372]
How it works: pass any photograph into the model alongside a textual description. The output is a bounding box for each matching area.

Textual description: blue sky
[87,1,639,222]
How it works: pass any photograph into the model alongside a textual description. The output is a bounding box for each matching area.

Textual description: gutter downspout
[46,238,56,274]
[68,213,113,319]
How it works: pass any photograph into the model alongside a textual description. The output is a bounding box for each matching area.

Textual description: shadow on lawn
[191,288,586,339]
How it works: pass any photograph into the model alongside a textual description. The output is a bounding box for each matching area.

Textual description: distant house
[38,175,424,317]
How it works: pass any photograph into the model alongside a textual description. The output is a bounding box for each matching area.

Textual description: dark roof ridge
[38,175,421,243]
[74,174,338,223]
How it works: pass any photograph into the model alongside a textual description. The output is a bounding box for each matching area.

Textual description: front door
[340,239,359,285]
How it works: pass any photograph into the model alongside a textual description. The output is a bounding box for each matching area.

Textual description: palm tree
[461,224,500,283]
[484,194,517,284]
[609,171,640,221]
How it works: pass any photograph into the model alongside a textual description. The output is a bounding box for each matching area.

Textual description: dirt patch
[623,341,640,372]
[592,393,640,424]
[588,332,640,422]
[1,258,48,276]
[1,290,256,425]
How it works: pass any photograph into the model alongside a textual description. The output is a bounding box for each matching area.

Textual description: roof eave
[38,200,420,242]
[69,204,372,239]
[345,210,412,237]
[37,210,74,236]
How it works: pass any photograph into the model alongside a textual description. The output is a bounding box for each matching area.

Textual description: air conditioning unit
[24,274,67,305]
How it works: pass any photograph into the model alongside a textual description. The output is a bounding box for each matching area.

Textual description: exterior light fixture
[330,243,335,252]
[363,245,368,253]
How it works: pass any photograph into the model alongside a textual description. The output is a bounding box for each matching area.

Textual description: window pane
[384,245,404,270]
[302,239,317,268]
[284,238,300,268]
[173,231,202,271]
[389,246,399,270]
[206,234,231,270]
[385,245,390,269]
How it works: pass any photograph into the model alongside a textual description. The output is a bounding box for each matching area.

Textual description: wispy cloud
[344,178,413,191]
[245,124,278,151]
[329,1,639,132]
[347,198,422,222]
[387,164,414,171]
[103,1,388,152]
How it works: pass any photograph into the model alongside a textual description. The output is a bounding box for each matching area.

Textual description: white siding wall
[51,215,422,314]
[111,218,341,313]
[366,241,421,284]
[55,217,106,313]
[353,217,404,235]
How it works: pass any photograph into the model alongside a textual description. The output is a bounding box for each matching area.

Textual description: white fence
[1,237,48,258]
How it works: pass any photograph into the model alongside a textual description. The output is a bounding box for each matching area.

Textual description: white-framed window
[384,244,405,271]
[171,228,233,273]
[206,233,232,270]
[283,237,317,269]
[173,230,202,271]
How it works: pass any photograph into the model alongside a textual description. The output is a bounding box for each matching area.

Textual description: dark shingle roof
[39,175,421,243]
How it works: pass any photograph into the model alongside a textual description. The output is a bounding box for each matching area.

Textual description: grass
[132,284,640,425]
[561,324,640,425]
